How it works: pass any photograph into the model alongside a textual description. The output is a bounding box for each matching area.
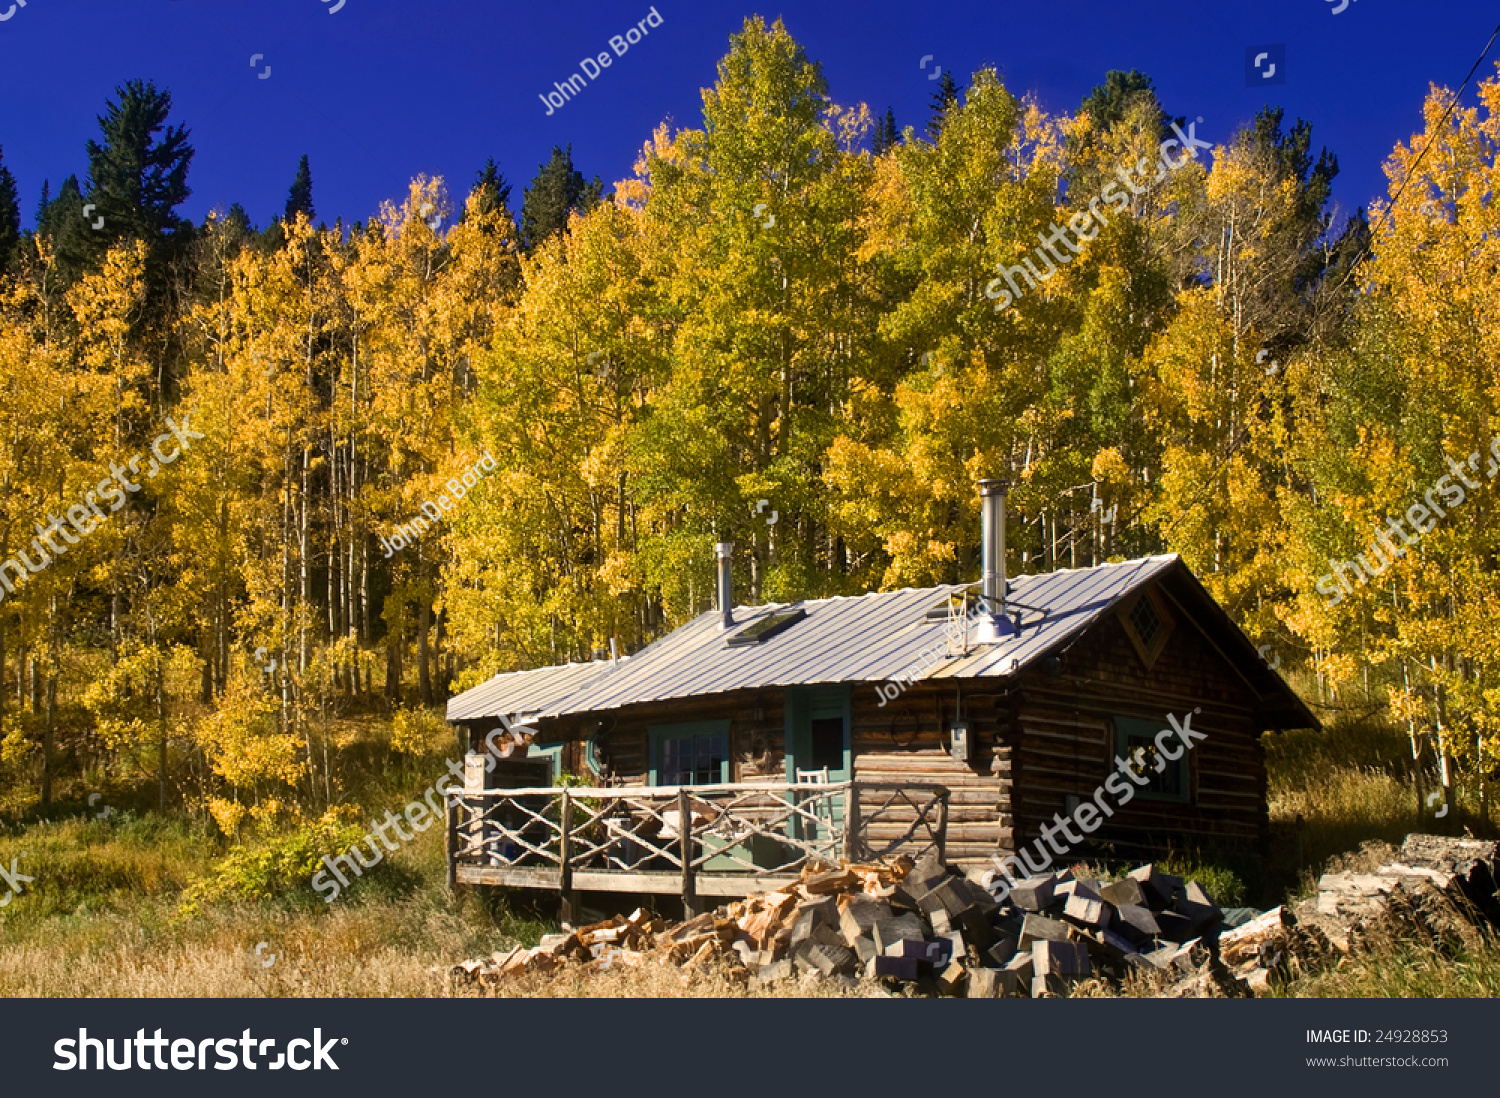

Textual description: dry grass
[0,796,550,997]
[0,879,521,997]
[0,896,893,998]
[1261,715,1437,903]
[1281,934,1500,998]
[460,962,897,999]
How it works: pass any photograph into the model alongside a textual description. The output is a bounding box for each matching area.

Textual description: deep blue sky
[0,0,1495,233]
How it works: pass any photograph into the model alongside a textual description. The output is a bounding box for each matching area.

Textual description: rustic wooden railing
[447,780,949,902]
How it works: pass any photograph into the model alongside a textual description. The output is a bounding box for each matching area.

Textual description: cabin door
[785,685,851,850]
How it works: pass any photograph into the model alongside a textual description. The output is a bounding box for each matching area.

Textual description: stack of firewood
[448,854,1244,995]
[449,859,918,986]
[1293,833,1500,954]
[915,858,1252,998]
[448,834,1500,997]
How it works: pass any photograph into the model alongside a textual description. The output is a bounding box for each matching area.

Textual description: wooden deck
[447,780,950,910]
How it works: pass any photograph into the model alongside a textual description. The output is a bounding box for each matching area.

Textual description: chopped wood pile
[450,854,1240,996]
[1292,833,1500,955]
[1191,834,1500,995]
[447,834,1500,997]
[960,858,1248,998]
[449,860,915,989]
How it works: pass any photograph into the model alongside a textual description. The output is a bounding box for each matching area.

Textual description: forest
[0,15,1496,846]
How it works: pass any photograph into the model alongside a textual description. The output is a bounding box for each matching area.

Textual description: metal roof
[447,555,1181,722]
[445,658,627,723]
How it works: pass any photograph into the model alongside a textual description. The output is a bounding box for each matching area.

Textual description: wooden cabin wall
[851,679,1010,869]
[476,690,790,786]
[1002,605,1269,865]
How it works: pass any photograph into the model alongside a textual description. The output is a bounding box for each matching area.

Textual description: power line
[1325,19,1500,300]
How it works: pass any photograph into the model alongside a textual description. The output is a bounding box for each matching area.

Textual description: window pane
[1129,596,1161,648]
[809,718,843,772]
[1126,734,1180,797]
[652,727,728,787]
[695,734,725,784]
[668,737,691,785]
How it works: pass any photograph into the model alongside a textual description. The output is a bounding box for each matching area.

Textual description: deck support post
[936,793,949,865]
[842,780,859,863]
[445,792,459,895]
[678,787,697,919]
[559,789,576,923]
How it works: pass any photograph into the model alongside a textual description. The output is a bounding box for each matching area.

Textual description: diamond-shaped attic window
[1121,589,1172,670]
[1128,594,1161,650]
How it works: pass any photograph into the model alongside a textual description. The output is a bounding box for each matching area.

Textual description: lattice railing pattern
[452,780,950,883]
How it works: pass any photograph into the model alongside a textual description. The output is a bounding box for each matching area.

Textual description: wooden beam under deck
[455,864,801,898]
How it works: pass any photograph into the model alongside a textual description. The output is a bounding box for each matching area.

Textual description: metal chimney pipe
[978,479,1009,642]
[715,542,735,630]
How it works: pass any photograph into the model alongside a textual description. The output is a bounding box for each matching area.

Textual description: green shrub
[1157,856,1247,908]
[178,807,366,915]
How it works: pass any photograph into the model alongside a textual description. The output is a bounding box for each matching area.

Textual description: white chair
[795,768,834,835]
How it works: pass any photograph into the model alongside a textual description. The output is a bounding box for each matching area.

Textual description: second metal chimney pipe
[715,542,735,630]
[979,479,1009,641]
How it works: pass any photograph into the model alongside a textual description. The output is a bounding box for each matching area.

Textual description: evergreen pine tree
[1077,69,1169,136]
[0,147,18,274]
[1240,106,1344,337]
[283,154,315,223]
[36,175,91,285]
[84,79,194,248]
[520,145,602,251]
[1065,69,1180,202]
[927,71,959,140]
[225,202,254,236]
[470,157,514,221]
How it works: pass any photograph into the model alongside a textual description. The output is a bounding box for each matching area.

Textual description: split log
[1218,906,1289,967]
[1010,876,1056,913]
[968,967,1003,998]
[1018,913,1073,947]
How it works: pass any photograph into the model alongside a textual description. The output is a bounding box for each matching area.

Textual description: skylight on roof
[726,607,806,647]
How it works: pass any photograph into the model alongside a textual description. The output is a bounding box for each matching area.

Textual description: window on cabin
[1128,596,1161,649]
[726,607,806,646]
[1112,716,1189,803]
[649,720,730,786]
[807,717,844,773]
[533,743,563,783]
[1120,588,1173,670]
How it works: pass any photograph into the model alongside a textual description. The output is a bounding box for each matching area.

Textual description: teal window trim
[1111,715,1190,804]
[533,743,564,782]
[648,720,731,787]
[584,727,605,777]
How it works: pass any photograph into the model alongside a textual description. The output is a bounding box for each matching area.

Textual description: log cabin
[444,480,1316,915]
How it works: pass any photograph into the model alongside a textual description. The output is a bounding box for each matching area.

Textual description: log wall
[999,600,1270,866]
[849,677,1006,867]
